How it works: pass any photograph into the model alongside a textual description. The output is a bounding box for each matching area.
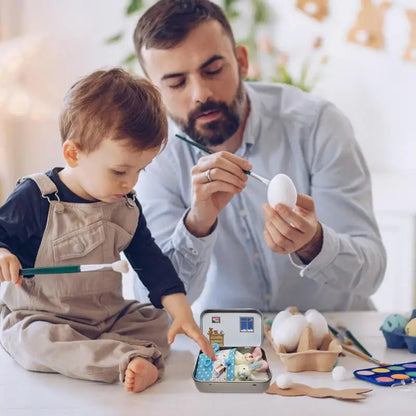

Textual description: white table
[1,311,415,416]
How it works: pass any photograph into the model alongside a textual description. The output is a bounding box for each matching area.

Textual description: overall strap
[18,173,60,202]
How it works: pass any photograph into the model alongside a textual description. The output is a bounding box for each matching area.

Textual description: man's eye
[169,79,185,89]
[205,67,222,76]
[112,170,126,176]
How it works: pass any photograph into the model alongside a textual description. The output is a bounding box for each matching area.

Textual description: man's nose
[190,78,213,104]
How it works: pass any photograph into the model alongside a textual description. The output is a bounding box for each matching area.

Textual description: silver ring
[205,169,213,183]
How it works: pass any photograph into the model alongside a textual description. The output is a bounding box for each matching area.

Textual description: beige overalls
[0,173,170,383]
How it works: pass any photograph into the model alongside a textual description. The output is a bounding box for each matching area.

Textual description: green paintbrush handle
[20,265,81,277]
[175,134,251,175]
[345,329,372,357]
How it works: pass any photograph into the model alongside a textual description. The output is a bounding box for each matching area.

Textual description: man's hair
[133,0,235,71]
[59,68,167,153]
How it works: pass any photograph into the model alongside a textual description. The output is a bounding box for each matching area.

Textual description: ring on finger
[205,169,213,183]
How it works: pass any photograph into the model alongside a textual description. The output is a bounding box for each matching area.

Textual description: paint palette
[354,361,416,386]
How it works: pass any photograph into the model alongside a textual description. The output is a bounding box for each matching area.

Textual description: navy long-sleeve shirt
[0,168,185,308]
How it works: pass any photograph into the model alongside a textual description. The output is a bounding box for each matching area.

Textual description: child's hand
[161,293,215,360]
[0,248,23,287]
[168,315,215,360]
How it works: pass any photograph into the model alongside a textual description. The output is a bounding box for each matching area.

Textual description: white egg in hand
[267,174,297,209]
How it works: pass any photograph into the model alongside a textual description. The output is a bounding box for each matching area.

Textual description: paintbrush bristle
[112,260,129,274]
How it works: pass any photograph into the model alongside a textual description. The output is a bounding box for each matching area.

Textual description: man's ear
[62,140,80,167]
[235,45,249,79]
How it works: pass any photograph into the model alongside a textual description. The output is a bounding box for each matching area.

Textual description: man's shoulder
[247,81,328,111]
[247,81,337,132]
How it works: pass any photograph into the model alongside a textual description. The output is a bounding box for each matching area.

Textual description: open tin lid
[200,309,264,348]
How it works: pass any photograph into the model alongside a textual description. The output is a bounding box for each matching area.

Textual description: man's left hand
[262,194,323,263]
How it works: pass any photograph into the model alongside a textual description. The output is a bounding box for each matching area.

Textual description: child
[0,68,214,393]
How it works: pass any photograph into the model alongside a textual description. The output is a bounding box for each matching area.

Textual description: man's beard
[170,80,246,147]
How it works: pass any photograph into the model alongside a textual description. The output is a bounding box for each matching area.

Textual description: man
[132,0,386,313]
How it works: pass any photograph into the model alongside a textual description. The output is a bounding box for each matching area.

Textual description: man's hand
[185,151,251,237]
[262,194,323,263]
[0,248,23,286]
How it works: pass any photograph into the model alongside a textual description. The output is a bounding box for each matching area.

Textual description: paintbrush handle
[345,329,372,357]
[342,344,382,366]
[20,265,81,277]
[175,134,269,185]
[328,324,353,345]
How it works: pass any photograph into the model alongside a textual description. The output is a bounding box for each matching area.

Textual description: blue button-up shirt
[134,82,386,313]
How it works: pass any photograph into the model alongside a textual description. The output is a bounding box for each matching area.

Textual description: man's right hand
[185,151,251,237]
[0,248,23,286]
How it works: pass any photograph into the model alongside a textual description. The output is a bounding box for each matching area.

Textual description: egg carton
[381,330,416,352]
[265,325,342,372]
[380,310,416,353]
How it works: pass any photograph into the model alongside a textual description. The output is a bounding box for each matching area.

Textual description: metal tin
[193,309,272,393]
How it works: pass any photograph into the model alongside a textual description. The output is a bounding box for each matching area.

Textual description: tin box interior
[193,309,272,393]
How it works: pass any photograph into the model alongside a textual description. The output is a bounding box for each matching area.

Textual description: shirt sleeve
[0,179,47,268]
[135,148,218,304]
[289,102,386,298]
[123,200,187,308]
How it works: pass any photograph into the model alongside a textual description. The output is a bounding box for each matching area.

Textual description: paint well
[388,366,405,371]
[375,376,393,382]
[372,368,390,373]
[356,370,374,376]
[391,374,409,380]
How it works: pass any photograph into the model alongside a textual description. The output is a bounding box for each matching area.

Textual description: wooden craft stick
[267,382,372,400]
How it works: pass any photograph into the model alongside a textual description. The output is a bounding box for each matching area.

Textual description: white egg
[271,310,292,341]
[305,309,328,348]
[267,173,297,209]
[273,314,308,352]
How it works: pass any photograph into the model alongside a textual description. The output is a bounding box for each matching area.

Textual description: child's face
[72,138,160,202]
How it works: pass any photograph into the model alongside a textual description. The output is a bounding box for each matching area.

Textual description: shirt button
[190,248,198,255]
[239,210,247,217]
[264,293,271,301]
[253,252,260,260]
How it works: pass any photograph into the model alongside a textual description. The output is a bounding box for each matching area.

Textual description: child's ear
[62,140,80,167]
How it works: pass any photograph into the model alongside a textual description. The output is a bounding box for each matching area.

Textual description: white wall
[266,0,416,175]
[0,0,136,197]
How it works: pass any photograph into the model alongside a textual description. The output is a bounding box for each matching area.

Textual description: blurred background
[0,0,415,312]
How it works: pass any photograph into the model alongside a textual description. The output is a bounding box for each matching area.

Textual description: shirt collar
[239,82,262,155]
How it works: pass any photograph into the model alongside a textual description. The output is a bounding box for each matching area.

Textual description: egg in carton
[265,308,342,372]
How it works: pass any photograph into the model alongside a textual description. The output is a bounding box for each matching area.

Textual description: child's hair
[59,68,167,153]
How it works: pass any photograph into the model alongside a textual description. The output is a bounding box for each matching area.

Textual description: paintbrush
[175,134,271,186]
[337,324,372,357]
[20,259,129,277]
[342,344,390,366]
[328,324,353,345]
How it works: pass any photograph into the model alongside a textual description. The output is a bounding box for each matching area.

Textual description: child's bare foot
[124,356,158,393]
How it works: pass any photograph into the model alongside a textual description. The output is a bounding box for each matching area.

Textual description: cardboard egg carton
[265,325,342,372]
